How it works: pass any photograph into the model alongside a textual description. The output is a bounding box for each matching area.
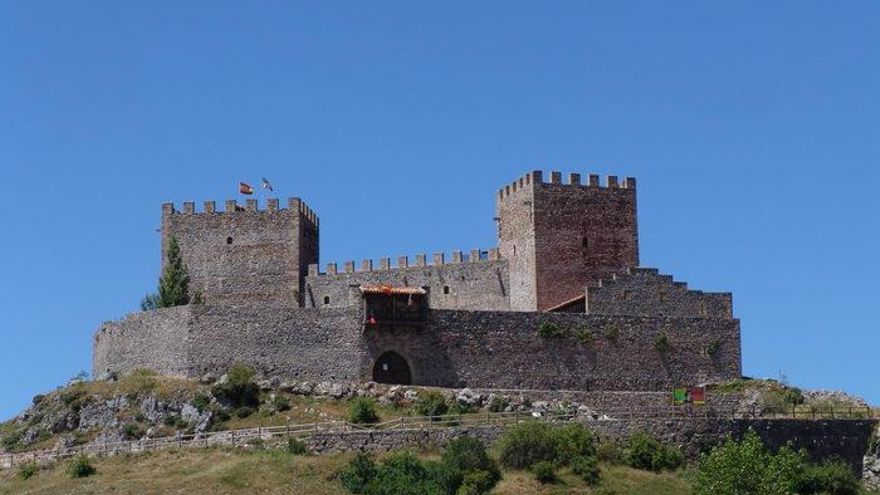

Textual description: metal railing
[0,405,872,469]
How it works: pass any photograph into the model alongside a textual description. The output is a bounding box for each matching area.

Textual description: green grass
[0,448,697,495]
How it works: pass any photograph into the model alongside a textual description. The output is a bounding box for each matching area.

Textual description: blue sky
[1,1,877,420]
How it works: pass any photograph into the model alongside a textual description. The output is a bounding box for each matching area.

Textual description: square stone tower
[160,198,319,306]
[497,171,639,311]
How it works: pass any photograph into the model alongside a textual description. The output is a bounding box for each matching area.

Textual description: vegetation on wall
[141,236,193,310]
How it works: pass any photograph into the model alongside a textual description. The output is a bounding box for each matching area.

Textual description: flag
[261,177,274,192]
[239,182,254,195]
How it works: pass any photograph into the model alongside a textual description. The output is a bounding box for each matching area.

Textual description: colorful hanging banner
[673,387,706,406]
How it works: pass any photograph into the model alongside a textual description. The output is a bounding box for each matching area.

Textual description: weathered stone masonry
[94,170,741,393]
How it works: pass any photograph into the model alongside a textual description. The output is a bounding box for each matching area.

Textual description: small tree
[158,236,190,308]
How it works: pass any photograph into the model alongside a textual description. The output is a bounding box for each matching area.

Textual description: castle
[93,171,741,390]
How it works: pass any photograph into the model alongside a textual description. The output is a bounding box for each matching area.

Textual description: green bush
[191,393,211,413]
[348,396,380,424]
[624,432,683,472]
[414,390,449,418]
[531,461,557,484]
[694,430,809,495]
[438,437,501,494]
[340,441,499,495]
[795,459,859,495]
[272,395,291,412]
[597,439,623,464]
[287,438,310,455]
[211,364,261,409]
[1,430,22,451]
[538,321,565,338]
[456,470,495,495]
[653,333,671,353]
[487,395,509,413]
[554,423,597,460]
[18,461,38,480]
[66,454,96,478]
[235,406,254,418]
[122,422,145,440]
[363,451,445,495]
[496,421,560,469]
[163,414,188,429]
[31,394,45,406]
[571,455,600,485]
[573,328,593,345]
[340,451,377,494]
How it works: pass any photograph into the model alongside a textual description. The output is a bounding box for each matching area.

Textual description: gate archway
[372,351,412,385]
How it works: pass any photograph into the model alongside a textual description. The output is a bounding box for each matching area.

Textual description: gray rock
[199,372,217,384]
[456,388,480,407]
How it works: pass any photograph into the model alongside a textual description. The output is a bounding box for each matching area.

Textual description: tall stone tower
[496,171,639,311]
[161,198,319,306]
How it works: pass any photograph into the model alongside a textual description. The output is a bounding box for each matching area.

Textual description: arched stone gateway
[372,351,412,385]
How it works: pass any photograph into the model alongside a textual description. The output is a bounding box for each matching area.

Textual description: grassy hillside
[0,447,693,495]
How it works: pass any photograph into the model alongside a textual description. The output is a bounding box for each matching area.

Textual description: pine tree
[157,236,190,308]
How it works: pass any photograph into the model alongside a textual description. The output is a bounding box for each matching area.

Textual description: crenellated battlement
[161,197,319,226]
[497,170,636,200]
[307,248,502,277]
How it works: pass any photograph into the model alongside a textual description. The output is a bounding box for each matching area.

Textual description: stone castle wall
[160,198,318,306]
[304,252,510,311]
[587,267,733,318]
[93,304,741,391]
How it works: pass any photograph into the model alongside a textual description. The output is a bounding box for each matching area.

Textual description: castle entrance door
[372,351,412,385]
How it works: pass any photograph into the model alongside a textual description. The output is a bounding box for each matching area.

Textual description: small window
[443,286,450,295]
[622,290,631,300]
[226,237,233,245]
[658,291,667,303]
[512,244,517,256]
[582,237,589,248]
[323,296,330,305]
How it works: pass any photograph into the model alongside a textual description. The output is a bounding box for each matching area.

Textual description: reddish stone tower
[497,170,639,311]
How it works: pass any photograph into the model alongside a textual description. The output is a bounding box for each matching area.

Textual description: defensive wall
[304,249,510,311]
[93,303,740,391]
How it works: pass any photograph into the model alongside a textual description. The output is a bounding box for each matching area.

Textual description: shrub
[706,340,721,356]
[624,432,683,472]
[191,392,211,412]
[597,439,623,464]
[235,406,254,418]
[340,452,377,494]
[456,470,495,495]
[66,454,96,478]
[31,394,45,406]
[795,459,859,495]
[122,422,145,440]
[18,461,38,480]
[694,430,809,495]
[348,396,380,424]
[573,328,593,345]
[782,387,805,406]
[487,395,509,413]
[571,454,600,485]
[272,395,291,412]
[414,390,448,418]
[438,437,500,494]
[496,421,559,469]
[1,430,22,451]
[531,461,557,484]
[163,414,188,428]
[554,423,597,460]
[287,438,309,456]
[653,332,671,353]
[363,451,445,495]
[538,321,565,338]
[211,364,260,409]
[605,325,620,343]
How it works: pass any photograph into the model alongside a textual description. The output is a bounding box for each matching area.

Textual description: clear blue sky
[1,2,877,420]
